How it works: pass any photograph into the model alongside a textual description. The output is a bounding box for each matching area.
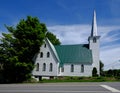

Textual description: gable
[45,38,60,62]
[54,44,93,66]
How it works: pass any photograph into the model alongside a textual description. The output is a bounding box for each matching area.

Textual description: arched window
[81,64,84,73]
[47,52,50,58]
[93,37,97,43]
[44,44,46,48]
[49,63,53,72]
[71,64,74,72]
[43,63,46,71]
[36,63,39,71]
[61,67,64,72]
[40,52,43,58]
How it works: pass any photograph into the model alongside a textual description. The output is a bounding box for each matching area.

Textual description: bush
[23,78,38,83]
[92,67,98,77]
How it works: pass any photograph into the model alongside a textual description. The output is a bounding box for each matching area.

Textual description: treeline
[102,69,120,77]
[0,16,60,83]
[93,61,120,78]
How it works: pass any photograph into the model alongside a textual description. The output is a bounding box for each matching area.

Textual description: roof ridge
[55,44,89,46]
[54,44,89,49]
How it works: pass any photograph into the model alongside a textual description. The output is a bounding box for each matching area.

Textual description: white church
[32,11,100,80]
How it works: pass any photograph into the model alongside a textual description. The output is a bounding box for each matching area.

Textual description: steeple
[91,10,98,36]
[88,10,100,76]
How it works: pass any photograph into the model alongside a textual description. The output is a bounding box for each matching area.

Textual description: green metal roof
[54,44,93,66]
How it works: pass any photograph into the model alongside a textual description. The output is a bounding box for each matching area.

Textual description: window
[81,64,84,73]
[49,63,53,72]
[93,37,96,43]
[47,52,50,58]
[44,44,46,48]
[61,67,64,72]
[43,63,46,71]
[36,63,39,71]
[58,67,60,73]
[71,64,74,72]
[40,52,43,58]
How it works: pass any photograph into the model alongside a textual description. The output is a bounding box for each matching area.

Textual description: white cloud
[48,24,91,44]
[47,24,120,70]
[99,26,120,45]
[101,46,120,70]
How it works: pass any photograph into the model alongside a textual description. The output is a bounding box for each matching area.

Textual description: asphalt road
[0,82,120,93]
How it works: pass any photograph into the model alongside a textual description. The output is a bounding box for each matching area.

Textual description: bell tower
[88,10,100,75]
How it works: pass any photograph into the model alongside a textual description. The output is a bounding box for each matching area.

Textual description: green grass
[38,76,120,83]
[24,76,120,83]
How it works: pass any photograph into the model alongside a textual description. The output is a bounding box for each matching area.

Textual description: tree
[0,16,47,83]
[92,67,98,77]
[107,69,113,77]
[0,33,17,83]
[46,32,61,45]
[105,69,120,77]
[0,16,61,83]
[100,60,104,76]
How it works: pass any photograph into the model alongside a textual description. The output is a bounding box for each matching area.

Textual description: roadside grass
[25,76,120,83]
[40,77,119,83]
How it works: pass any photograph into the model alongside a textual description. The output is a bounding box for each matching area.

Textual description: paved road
[0,82,120,93]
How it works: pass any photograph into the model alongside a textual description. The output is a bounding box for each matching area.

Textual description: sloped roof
[45,38,60,62]
[54,44,93,66]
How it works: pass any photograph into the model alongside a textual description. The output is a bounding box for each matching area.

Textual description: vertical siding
[32,39,95,77]
[32,41,59,77]
[60,64,92,76]
[89,38,100,75]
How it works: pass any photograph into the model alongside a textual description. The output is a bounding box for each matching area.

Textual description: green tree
[92,67,98,77]
[0,16,61,83]
[0,33,17,83]
[107,69,113,77]
[0,16,47,83]
[100,60,104,76]
[46,32,61,45]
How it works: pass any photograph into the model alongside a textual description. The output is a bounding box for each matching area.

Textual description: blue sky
[0,0,120,70]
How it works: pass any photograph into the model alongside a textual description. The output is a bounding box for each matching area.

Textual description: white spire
[91,10,98,36]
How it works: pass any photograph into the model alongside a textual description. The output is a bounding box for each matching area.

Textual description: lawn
[25,76,120,83]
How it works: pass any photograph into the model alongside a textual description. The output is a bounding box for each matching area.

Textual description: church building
[32,11,100,79]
